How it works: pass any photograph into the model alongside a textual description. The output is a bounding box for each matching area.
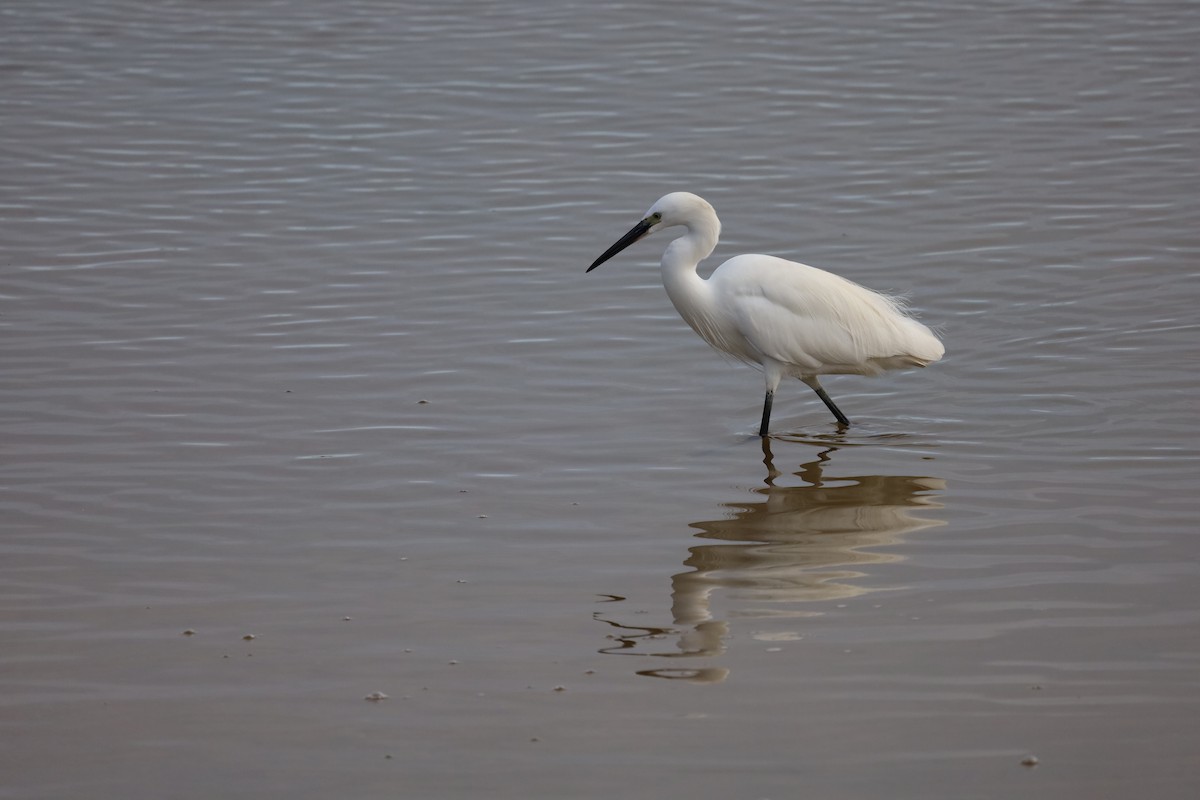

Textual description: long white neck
[659,216,721,338]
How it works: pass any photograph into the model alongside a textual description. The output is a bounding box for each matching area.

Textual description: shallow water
[2,1,1199,798]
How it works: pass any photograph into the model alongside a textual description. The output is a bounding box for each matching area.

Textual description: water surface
[2,1,1198,798]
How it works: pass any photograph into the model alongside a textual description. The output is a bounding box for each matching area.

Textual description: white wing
[711,254,944,376]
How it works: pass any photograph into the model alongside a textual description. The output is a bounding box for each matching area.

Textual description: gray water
[3,1,1198,798]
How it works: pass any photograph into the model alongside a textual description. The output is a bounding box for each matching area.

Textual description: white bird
[587,192,944,436]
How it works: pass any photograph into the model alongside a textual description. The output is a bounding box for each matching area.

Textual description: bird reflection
[596,439,945,682]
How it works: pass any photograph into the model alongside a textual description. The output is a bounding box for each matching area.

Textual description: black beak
[586,217,654,272]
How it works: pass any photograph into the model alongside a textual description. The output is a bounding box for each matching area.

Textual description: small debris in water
[1021,755,1039,767]
[477,514,487,519]
[364,691,389,702]
[448,660,459,665]
[182,629,196,636]
[417,399,429,404]
[553,686,566,692]
[584,670,595,675]
[342,616,353,621]
[242,634,256,641]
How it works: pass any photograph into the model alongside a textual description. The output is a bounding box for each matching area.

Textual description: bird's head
[586,192,717,273]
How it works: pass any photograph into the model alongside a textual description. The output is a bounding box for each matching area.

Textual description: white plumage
[587,192,944,435]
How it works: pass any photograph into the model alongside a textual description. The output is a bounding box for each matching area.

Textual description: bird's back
[706,254,944,377]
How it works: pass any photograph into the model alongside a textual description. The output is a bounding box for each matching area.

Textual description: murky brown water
[3,1,1198,798]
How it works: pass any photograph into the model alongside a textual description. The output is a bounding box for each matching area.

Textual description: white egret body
[587,192,944,435]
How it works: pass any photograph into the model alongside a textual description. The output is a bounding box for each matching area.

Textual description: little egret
[587,192,944,436]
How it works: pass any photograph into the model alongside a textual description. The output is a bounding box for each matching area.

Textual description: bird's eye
[650,212,663,223]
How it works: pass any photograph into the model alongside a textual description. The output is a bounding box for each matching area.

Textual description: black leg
[807,379,850,426]
[758,390,774,437]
